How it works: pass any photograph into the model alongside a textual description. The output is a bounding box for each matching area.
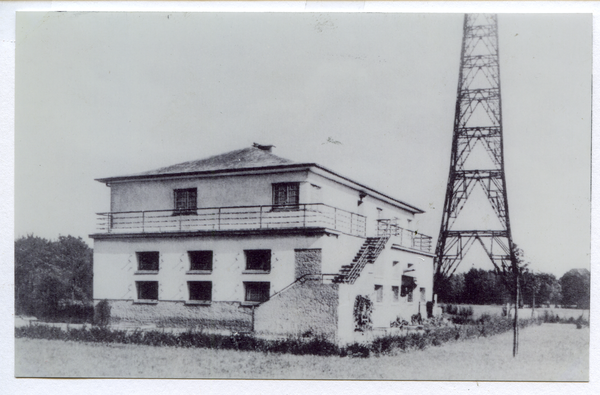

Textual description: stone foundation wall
[294,248,322,278]
[102,300,253,331]
[254,280,338,339]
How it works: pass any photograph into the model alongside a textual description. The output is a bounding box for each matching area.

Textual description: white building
[91,144,434,342]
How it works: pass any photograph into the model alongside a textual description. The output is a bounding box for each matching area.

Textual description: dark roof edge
[96,162,425,214]
[95,163,313,183]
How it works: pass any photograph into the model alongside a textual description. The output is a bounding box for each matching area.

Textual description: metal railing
[377,219,433,253]
[96,203,366,237]
[344,236,389,285]
[266,273,339,302]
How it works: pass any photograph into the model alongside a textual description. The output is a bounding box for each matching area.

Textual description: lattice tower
[434,14,518,294]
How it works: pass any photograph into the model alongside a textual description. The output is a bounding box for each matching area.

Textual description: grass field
[15,323,588,380]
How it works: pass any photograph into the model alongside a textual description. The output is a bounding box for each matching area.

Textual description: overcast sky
[15,12,591,277]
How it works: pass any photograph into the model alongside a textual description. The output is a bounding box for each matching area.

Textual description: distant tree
[535,273,562,306]
[462,268,508,305]
[54,235,94,304]
[438,273,465,304]
[15,235,93,319]
[560,269,590,309]
[15,235,54,316]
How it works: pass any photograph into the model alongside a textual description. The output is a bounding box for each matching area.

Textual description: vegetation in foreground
[17,311,582,358]
[15,323,589,380]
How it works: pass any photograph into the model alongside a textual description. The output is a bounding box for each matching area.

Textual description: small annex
[90,144,435,343]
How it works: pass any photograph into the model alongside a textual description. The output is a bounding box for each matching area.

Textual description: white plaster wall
[336,241,435,343]
[306,171,417,236]
[93,234,322,302]
[109,170,309,212]
[107,169,422,240]
[320,233,366,275]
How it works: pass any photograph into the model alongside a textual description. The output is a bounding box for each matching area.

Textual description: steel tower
[434,14,518,295]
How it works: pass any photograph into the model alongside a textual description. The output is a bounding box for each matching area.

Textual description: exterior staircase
[332,236,389,284]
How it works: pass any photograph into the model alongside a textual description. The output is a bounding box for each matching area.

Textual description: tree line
[437,267,590,309]
[15,235,93,321]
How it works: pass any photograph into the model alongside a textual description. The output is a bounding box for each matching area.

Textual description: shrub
[444,304,458,315]
[16,315,545,358]
[390,316,409,328]
[353,295,373,332]
[341,342,370,358]
[411,313,423,325]
[458,306,474,317]
[93,299,111,327]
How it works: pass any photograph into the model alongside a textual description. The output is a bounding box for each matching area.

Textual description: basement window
[188,250,213,272]
[244,250,271,272]
[244,282,270,303]
[173,188,197,216]
[188,281,212,302]
[136,281,158,301]
[137,251,159,272]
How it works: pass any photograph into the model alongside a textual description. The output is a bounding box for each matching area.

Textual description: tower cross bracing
[434,14,518,292]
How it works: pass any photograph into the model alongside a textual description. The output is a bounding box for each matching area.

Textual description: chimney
[253,143,275,152]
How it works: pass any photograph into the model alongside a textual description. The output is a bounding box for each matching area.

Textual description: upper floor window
[188,250,213,271]
[137,251,159,271]
[245,250,271,272]
[272,183,299,208]
[174,188,197,215]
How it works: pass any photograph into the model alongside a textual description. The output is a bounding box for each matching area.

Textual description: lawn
[15,323,588,380]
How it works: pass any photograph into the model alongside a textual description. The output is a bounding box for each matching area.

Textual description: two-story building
[91,144,434,342]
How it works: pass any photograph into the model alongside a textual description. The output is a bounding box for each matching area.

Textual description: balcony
[377,219,433,253]
[96,203,366,237]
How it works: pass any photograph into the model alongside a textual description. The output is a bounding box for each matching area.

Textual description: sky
[15,12,591,278]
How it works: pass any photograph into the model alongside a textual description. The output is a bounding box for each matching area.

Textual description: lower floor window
[188,281,212,301]
[392,286,399,302]
[374,284,383,303]
[244,282,270,302]
[401,275,417,302]
[136,281,158,300]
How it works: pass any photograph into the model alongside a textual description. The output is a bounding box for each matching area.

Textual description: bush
[443,304,473,317]
[15,315,544,358]
[342,343,370,358]
[353,295,373,332]
[93,299,111,327]
[539,310,589,327]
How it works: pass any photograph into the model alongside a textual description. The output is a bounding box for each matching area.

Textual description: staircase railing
[344,236,390,284]
[260,273,338,303]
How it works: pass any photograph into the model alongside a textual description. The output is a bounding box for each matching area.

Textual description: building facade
[91,144,434,342]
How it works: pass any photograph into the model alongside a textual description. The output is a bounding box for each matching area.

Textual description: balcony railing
[377,219,433,253]
[96,203,366,237]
